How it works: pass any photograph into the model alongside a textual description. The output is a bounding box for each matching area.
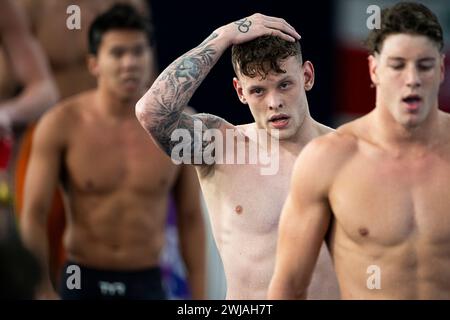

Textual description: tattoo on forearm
[234,18,252,33]
[139,32,222,158]
[197,32,219,48]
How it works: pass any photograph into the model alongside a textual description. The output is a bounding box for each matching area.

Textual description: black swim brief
[59,261,167,300]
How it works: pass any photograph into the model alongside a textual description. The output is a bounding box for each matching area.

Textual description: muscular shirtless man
[21,4,205,300]
[268,2,450,299]
[136,13,339,299]
[11,0,152,286]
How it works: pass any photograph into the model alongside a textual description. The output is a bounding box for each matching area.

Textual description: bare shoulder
[35,91,92,140]
[439,110,450,136]
[295,120,361,177]
[312,120,335,136]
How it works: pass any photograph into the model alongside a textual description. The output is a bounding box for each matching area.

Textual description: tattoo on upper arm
[162,112,224,166]
[142,33,220,157]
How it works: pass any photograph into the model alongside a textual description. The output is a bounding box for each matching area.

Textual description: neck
[286,105,317,142]
[372,105,441,149]
[96,86,140,119]
[280,111,317,155]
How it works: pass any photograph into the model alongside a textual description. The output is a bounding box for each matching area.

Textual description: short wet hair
[231,35,302,79]
[365,2,444,54]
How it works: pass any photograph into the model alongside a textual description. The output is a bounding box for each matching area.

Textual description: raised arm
[268,138,336,300]
[20,108,66,299]
[0,0,58,134]
[135,13,300,164]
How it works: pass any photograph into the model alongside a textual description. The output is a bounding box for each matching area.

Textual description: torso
[199,123,339,299]
[58,91,179,270]
[328,113,450,299]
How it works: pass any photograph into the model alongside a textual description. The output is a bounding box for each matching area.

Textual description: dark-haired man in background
[21,4,205,300]
[269,2,450,299]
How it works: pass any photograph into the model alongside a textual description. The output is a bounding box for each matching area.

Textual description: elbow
[33,80,60,119]
[135,98,158,139]
[135,98,142,119]
[135,97,147,128]
[37,78,59,112]
[135,98,168,148]
[46,81,59,108]
[20,203,48,233]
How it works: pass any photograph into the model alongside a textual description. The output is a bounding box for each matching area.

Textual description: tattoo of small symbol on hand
[234,18,252,33]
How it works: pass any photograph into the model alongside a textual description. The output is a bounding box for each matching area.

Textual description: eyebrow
[277,75,294,83]
[387,57,436,63]
[247,75,294,91]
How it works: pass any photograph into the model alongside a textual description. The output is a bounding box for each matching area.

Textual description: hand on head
[221,13,301,46]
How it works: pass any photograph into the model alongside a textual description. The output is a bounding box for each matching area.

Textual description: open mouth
[122,78,140,89]
[402,94,422,111]
[402,94,422,103]
[123,78,139,84]
[268,114,290,128]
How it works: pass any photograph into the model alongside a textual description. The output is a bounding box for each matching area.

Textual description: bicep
[276,190,331,285]
[274,155,332,289]
[151,111,230,167]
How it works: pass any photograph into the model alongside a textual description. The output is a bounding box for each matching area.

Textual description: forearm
[0,80,58,127]
[268,278,307,300]
[135,28,230,147]
[20,214,54,293]
[178,214,206,299]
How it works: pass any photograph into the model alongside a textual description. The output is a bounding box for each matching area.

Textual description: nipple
[359,227,369,237]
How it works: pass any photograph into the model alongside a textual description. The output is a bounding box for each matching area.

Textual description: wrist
[211,25,234,50]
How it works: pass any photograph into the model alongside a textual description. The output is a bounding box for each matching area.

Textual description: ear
[368,54,379,87]
[87,54,99,77]
[233,77,247,104]
[302,61,315,91]
[440,53,446,84]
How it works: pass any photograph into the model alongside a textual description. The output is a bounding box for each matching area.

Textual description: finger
[267,28,297,43]
[258,15,300,39]
[264,20,301,39]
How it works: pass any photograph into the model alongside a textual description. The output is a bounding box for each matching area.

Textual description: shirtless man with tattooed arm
[136,14,339,299]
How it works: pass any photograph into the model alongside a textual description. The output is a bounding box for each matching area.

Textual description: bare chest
[202,158,294,235]
[65,121,178,194]
[330,152,450,246]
